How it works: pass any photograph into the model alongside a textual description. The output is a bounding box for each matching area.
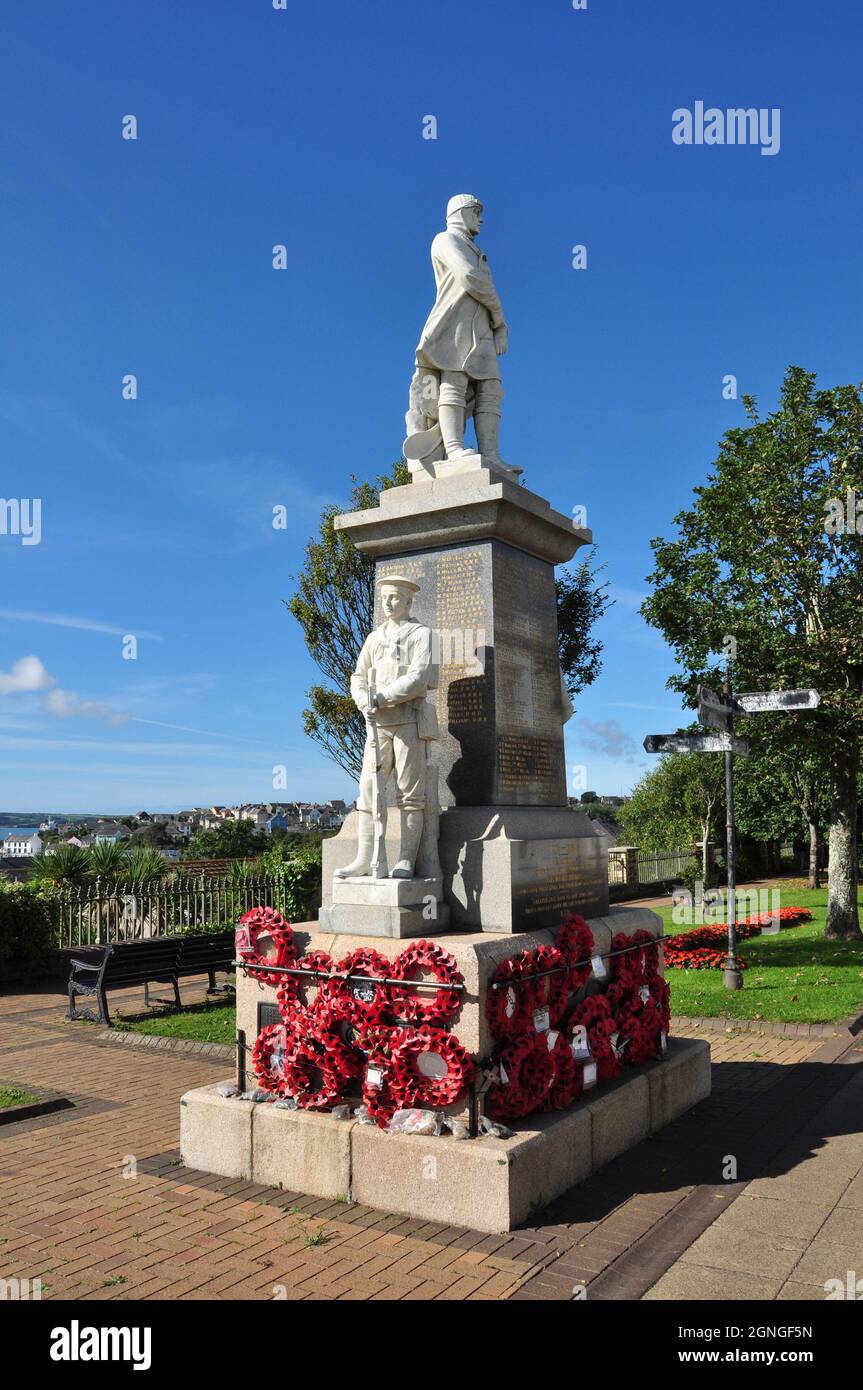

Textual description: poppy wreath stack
[531,945,569,1028]
[327,947,393,1023]
[277,949,335,1022]
[248,936,472,1123]
[609,930,643,986]
[356,1024,402,1127]
[543,1028,580,1110]
[568,994,621,1084]
[608,976,669,1065]
[485,923,670,1120]
[486,953,538,1041]
[245,911,673,1126]
[236,907,297,988]
[251,1021,295,1097]
[389,1027,475,1110]
[282,1023,362,1109]
[390,940,463,1027]
[487,1033,554,1120]
[486,939,572,1044]
[557,913,595,992]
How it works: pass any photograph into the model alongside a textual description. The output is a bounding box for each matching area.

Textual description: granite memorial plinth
[324,459,609,929]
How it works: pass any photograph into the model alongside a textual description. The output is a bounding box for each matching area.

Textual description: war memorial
[181,195,711,1233]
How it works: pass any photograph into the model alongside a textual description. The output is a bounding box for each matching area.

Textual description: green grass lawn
[657,885,863,1024]
[114,997,236,1045]
[0,1085,40,1109]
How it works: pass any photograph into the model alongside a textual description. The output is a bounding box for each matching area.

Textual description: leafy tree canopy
[642,366,863,936]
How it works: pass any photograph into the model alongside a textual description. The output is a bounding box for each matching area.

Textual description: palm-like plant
[86,841,131,884]
[228,858,262,885]
[28,843,90,890]
[123,847,169,886]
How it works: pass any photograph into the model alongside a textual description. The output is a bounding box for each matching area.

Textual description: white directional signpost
[644,667,820,991]
[644,733,750,756]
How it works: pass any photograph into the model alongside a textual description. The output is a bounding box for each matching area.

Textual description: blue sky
[1,0,861,813]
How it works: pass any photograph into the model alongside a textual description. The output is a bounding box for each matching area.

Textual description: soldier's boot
[334,809,375,878]
[438,404,480,461]
[474,404,516,474]
[391,810,423,879]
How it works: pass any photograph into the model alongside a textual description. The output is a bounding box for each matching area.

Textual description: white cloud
[42,687,130,727]
[0,608,162,640]
[578,717,639,763]
[0,653,129,725]
[0,655,53,695]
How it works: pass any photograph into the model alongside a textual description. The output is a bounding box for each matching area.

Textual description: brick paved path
[0,979,858,1301]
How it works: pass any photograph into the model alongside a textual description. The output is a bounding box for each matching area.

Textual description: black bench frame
[66,932,235,1025]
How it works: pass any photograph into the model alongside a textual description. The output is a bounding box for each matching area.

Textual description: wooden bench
[66,932,235,1025]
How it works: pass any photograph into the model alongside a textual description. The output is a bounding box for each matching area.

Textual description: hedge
[0,882,60,985]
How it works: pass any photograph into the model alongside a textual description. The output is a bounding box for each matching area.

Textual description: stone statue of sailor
[404,194,516,474]
[336,575,440,881]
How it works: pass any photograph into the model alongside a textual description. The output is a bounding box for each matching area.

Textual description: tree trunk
[825,745,861,939]
[807,818,821,891]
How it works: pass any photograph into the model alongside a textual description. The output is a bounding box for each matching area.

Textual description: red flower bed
[663,907,811,970]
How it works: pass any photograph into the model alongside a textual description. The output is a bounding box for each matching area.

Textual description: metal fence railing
[608,854,627,886]
[636,850,698,885]
[56,876,284,949]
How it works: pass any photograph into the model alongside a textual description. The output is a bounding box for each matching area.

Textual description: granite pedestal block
[180,1038,711,1234]
[328,469,604,931]
[439,804,609,931]
[337,468,590,812]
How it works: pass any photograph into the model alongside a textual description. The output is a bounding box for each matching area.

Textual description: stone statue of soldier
[404,194,517,475]
[336,575,440,881]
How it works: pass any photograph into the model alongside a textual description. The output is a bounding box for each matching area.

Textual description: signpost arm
[723,660,743,990]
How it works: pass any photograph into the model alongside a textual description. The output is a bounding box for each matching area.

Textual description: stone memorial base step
[319,876,449,939]
[180,1037,710,1234]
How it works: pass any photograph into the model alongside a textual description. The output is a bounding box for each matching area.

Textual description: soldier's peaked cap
[377,574,420,593]
[447,193,482,218]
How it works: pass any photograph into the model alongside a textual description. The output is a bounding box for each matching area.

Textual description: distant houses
[0,799,350,880]
[93,822,131,845]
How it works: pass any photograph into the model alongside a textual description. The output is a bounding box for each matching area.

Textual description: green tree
[617,748,725,878]
[286,463,409,778]
[734,741,829,889]
[288,464,612,778]
[185,820,267,861]
[642,366,863,937]
[556,551,612,701]
[128,821,170,849]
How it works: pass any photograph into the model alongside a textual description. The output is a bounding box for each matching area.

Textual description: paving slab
[643,1263,785,1301]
